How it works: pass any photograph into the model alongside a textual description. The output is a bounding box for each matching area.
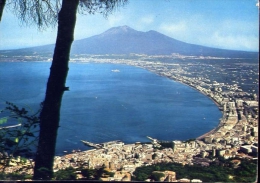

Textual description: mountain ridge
[0,25,258,58]
[70,26,257,58]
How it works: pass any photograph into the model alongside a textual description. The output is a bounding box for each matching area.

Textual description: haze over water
[0,62,222,155]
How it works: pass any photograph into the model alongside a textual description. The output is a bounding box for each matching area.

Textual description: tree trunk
[33,0,79,180]
[0,0,6,21]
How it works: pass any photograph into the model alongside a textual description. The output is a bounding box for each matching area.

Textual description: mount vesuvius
[0,25,257,58]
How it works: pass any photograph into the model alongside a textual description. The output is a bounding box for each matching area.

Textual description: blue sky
[0,0,259,51]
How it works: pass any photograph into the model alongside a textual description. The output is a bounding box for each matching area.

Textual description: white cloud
[202,19,259,51]
[159,22,187,34]
[219,19,257,35]
[140,15,154,25]
[156,16,258,51]
[210,32,258,51]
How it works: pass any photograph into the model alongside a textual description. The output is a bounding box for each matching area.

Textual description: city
[1,54,258,181]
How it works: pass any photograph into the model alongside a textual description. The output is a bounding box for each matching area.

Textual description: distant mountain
[71,26,258,58]
[0,25,258,58]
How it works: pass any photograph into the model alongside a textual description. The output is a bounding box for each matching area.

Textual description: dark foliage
[0,172,32,180]
[133,158,257,182]
[81,166,111,180]
[0,102,40,158]
[233,159,257,182]
[151,172,164,181]
[53,167,77,180]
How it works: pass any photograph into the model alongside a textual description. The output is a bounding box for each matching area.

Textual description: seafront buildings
[1,54,258,181]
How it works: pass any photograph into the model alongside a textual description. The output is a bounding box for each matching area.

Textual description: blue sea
[0,62,222,155]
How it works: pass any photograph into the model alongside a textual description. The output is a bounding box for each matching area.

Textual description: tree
[53,167,77,180]
[33,1,80,179]
[2,0,128,180]
[0,0,6,21]
[0,102,40,171]
[151,172,165,181]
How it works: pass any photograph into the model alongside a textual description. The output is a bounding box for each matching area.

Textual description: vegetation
[0,165,113,180]
[233,159,258,182]
[0,102,40,170]
[133,158,257,182]
[53,167,77,180]
[0,102,40,155]
[0,156,256,181]
[53,165,114,180]
[151,171,165,181]
[80,166,113,180]
[0,172,32,180]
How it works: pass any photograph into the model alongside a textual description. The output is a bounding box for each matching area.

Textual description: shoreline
[1,61,224,146]
[55,62,225,154]
[152,72,224,140]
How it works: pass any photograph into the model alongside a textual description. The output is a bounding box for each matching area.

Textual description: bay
[0,62,222,155]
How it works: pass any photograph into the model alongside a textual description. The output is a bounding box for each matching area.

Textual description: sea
[0,61,222,155]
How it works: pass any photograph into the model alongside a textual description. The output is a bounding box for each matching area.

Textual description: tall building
[228,102,236,108]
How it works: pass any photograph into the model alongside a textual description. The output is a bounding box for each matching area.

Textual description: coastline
[124,64,225,142]
[153,72,224,141]
[173,86,223,140]
[0,61,223,144]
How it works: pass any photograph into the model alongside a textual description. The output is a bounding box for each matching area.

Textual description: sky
[0,0,259,51]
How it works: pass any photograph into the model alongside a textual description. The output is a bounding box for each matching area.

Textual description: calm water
[0,62,222,155]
